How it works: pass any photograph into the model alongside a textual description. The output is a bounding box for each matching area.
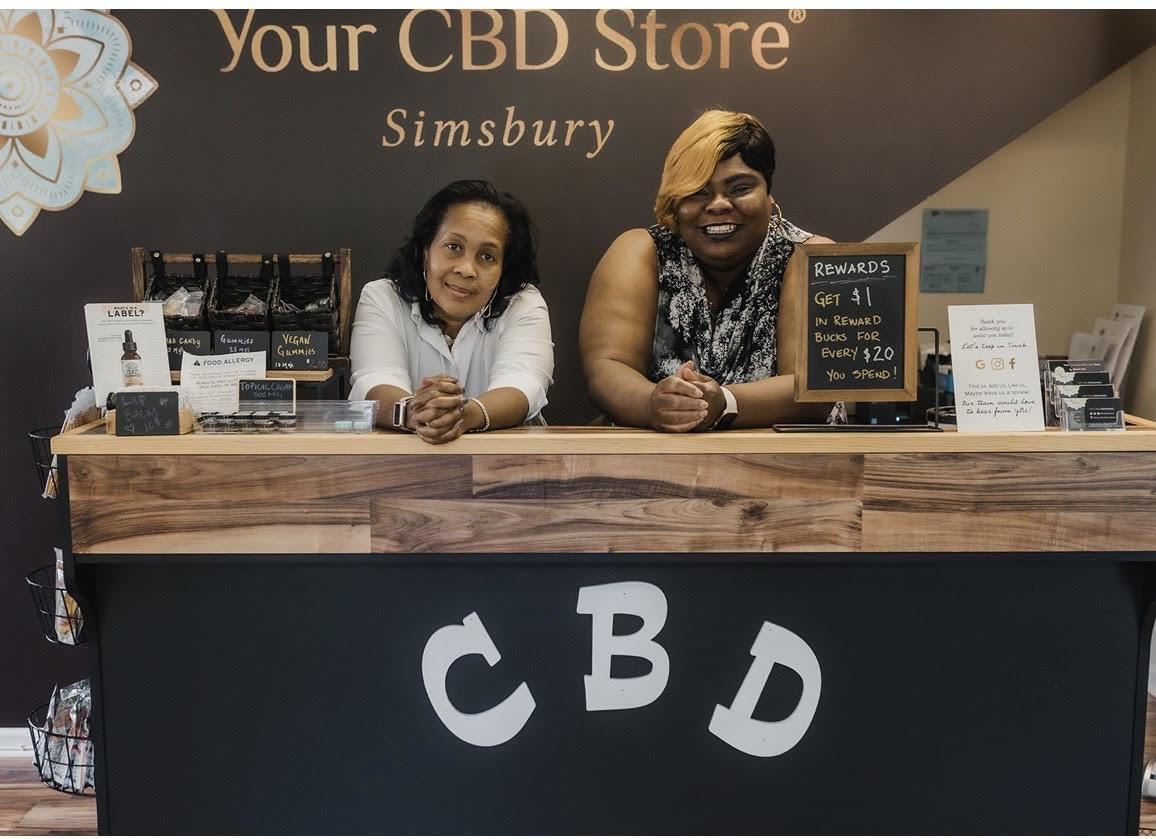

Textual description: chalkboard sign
[238,377,296,410]
[271,330,328,371]
[793,242,919,403]
[166,330,210,370]
[114,390,180,436]
[214,330,270,355]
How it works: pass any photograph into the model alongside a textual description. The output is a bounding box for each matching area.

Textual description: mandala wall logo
[0,10,155,236]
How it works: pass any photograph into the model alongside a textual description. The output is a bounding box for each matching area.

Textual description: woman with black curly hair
[350,180,554,443]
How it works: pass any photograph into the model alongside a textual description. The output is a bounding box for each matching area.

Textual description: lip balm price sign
[793,242,919,403]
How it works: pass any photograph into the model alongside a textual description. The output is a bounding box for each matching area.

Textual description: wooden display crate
[130,248,353,357]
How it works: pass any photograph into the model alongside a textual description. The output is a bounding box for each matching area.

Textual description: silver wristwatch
[711,387,738,430]
[392,396,414,430]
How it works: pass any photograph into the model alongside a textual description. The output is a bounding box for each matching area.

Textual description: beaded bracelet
[468,397,491,432]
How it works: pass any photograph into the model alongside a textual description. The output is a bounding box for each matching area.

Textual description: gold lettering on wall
[252,25,292,73]
[291,25,337,72]
[591,9,792,71]
[213,9,255,73]
[462,10,505,71]
[382,106,615,159]
[399,9,453,73]
[751,21,789,70]
[594,10,636,72]
[211,9,794,74]
[514,10,568,71]
[213,10,378,72]
[671,23,711,71]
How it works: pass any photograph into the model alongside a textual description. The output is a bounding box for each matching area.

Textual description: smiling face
[423,201,509,333]
[674,154,774,281]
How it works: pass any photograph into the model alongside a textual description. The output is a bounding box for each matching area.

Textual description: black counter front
[53,427,1156,833]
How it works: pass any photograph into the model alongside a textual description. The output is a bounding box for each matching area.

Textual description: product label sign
[114,390,179,435]
[271,330,328,370]
[214,330,271,355]
[84,302,170,404]
[238,377,296,410]
[166,330,211,370]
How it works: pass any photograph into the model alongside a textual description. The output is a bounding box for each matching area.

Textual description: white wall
[867,58,1134,383]
[1118,45,1156,419]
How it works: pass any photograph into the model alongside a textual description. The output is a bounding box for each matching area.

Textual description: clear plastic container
[197,401,376,433]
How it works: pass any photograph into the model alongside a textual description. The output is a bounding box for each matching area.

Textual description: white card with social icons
[948,304,1045,432]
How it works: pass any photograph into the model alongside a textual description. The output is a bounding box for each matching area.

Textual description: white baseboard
[0,726,32,757]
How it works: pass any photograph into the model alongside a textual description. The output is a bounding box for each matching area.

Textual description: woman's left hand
[677,362,727,431]
[411,375,466,445]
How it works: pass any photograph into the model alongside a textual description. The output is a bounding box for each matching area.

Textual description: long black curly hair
[387,180,541,330]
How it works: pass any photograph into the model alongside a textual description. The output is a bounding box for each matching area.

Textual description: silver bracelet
[468,397,491,432]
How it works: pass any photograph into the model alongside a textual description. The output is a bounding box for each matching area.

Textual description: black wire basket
[27,703,95,796]
[145,251,210,331]
[27,426,61,498]
[25,565,85,645]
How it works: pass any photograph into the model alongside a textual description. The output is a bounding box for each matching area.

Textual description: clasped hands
[408,374,467,444]
[648,360,727,433]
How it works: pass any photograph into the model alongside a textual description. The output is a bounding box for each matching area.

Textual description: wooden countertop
[51,417,1156,456]
[56,416,1156,556]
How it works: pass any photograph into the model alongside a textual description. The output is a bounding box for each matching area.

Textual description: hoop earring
[479,288,497,320]
[423,271,431,303]
[769,202,783,232]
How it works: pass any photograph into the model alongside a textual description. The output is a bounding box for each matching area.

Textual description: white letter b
[577,581,670,711]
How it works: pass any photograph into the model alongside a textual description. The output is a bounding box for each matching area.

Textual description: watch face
[715,411,738,430]
[393,400,407,428]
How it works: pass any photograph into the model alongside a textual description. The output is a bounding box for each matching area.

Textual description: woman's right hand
[410,374,465,444]
[648,361,709,432]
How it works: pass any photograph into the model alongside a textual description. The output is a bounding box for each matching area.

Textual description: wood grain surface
[65,448,1156,554]
[0,758,95,835]
[52,423,1156,456]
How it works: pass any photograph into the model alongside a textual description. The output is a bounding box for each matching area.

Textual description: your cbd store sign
[421,581,822,756]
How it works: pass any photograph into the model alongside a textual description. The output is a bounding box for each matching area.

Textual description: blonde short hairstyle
[653,110,776,230]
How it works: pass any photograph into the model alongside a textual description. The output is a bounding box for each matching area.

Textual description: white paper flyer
[84,303,170,407]
[180,351,266,413]
[948,304,1045,432]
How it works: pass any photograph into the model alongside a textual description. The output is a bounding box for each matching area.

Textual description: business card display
[947,304,1044,432]
[1059,397,1124,432]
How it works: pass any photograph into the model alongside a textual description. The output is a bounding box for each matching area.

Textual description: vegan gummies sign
[947,304,1045,432]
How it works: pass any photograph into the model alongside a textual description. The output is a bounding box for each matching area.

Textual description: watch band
[392,396,414,430]
[711,387,738,430]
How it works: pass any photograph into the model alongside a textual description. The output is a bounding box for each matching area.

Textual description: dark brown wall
[2,9,1154,724]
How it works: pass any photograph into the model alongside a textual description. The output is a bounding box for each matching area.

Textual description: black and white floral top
[647,218,812,384]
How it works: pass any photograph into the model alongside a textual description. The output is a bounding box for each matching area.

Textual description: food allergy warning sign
[794,243,919,403]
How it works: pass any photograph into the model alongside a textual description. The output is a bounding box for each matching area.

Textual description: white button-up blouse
[348,279,554,419]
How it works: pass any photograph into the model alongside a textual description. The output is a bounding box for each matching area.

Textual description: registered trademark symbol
[789,9,806,24]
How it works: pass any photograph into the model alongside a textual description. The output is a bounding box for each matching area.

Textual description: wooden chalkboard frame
[792,242,920,403]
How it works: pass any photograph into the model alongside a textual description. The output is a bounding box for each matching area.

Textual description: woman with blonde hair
[580,110,838,430]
